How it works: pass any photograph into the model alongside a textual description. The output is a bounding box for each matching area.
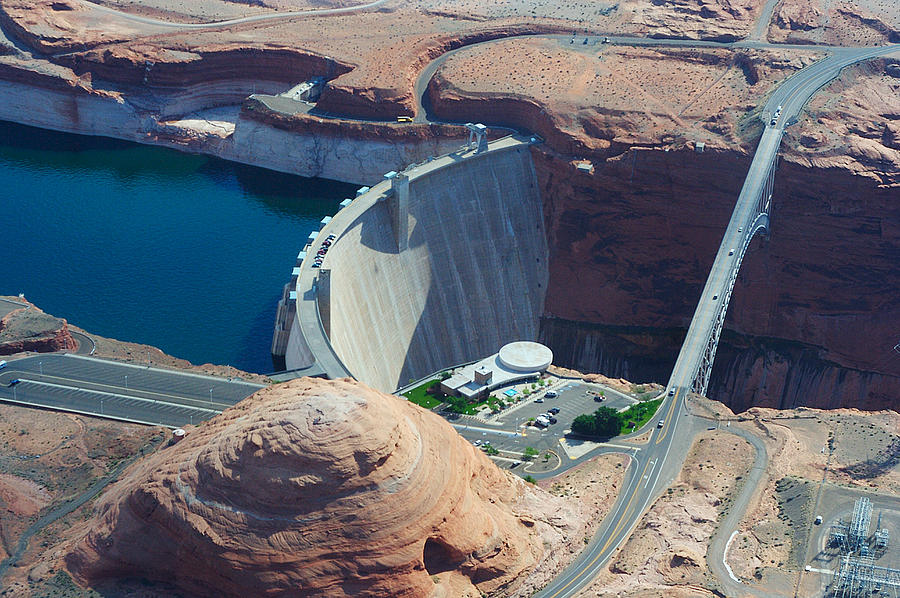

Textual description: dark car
[8,379,22,386]
[549,416,558,424]
[548,407,560,415]
[593,395,604,402]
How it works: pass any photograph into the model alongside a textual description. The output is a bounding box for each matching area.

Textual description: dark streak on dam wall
[320,141,548,392]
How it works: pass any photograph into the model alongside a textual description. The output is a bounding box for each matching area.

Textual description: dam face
[286,137,549,392]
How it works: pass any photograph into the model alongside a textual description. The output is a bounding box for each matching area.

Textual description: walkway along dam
[273,134,549,392]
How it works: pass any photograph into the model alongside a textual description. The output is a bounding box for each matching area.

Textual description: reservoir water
[0,121,356,374]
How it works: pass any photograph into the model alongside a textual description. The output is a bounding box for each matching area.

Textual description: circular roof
[498,341,553,372]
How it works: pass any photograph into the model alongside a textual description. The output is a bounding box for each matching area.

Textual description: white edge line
[723,530,742,584]
[0,396,185,429]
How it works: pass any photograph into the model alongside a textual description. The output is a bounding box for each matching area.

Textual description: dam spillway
[279,135,549,392]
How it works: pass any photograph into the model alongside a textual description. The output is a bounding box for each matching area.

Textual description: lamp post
[124,375,128,390]
[209,388,213,407]
[39,361,43,377]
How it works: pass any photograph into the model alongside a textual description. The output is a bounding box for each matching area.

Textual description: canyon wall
[533,146,900,411]
[0,64,465,184]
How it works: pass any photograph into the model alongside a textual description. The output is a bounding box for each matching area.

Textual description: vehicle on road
[602,36,610,43]
[544,390,558,398]
[657,419,664,428]
[815,515,823,525]
[668,388,675,396]
[728,249,734,256]
[8,379,21,386]
[396,116,413,122]
[0,360,6,369]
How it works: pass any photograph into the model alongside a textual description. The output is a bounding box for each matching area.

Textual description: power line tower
[850,497,873,554]
[827,500,900,597]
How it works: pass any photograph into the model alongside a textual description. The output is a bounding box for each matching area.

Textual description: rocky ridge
[66,378,580,597]
[0,298,76,355]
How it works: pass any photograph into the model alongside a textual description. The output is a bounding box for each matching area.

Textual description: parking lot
[492,381,637,434]
[449,379,642,472]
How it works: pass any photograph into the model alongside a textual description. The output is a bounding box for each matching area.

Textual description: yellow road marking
[546,455,653,597]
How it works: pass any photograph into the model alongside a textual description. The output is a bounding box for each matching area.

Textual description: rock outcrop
[0,299,77,355]
[66,378,569,597]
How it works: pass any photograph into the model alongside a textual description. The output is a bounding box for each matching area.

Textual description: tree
[523,446,539,461]
[572,407,621,439]
[592,406,621,438]
[572,414,597,436]
[524,475,537,484]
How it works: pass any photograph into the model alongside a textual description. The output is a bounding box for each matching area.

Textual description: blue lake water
[0,121,356,373]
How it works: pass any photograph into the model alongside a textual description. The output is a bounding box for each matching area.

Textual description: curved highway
[706,426,769,597]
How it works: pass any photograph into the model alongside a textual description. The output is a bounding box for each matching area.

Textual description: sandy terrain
[691,397,900,596]
[430,38,823,153]
[575,430,756,596]
[80,0,363,23]
[0,403,162,593]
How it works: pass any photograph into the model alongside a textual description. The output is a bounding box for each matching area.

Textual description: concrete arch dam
[281,135,549,392]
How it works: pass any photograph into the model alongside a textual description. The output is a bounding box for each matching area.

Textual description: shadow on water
[236,293,287,374]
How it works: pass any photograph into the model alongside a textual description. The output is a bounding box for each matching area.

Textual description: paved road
[706,426,770,596]
[0,353,263,428]
[74,0,392,29]
[534,388,696,597]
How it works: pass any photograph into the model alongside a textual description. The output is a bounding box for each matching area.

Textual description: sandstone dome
[66,378,561,597]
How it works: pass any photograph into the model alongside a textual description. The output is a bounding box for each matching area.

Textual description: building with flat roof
[440,341,553,400]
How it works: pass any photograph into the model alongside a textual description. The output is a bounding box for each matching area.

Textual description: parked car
[544,390,558,398]
[548,416,558,424]
[593,395,604,402]
[535,397,544,403]
[548,407,560,415]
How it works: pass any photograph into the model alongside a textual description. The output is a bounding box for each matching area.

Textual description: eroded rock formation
[66,378,571,597]
[0,299,77,354]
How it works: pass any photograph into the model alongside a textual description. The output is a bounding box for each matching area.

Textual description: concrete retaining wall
[320,141,548,391]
